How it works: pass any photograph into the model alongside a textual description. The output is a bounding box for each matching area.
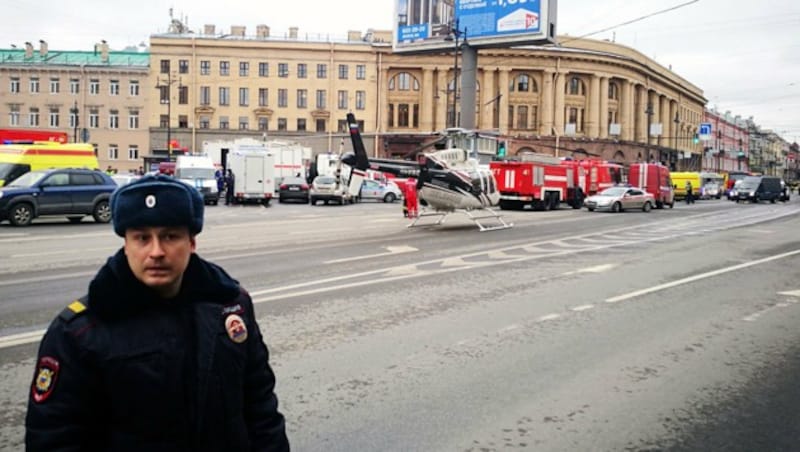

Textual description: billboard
[394,0,557,53]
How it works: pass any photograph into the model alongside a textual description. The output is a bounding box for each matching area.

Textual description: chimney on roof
[24,41,33,58]
[256,24,270,38]
[100,40,109,63]
[347,31,361,42]
[231,25,246,37]
[289,27,298,39]
[39,40,48,57]
[204,24,215,35]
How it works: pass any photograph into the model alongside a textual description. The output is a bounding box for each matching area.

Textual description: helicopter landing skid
[408,208,513,232]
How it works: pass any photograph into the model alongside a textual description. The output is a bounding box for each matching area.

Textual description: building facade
[0,41,149,173]
[702,109,750,173]
[148,25,707,169]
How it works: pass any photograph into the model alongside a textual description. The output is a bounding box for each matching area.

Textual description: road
[1,198,800,450]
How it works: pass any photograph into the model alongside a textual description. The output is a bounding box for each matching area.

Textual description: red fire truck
[491,154,584,210]
[628,162,675,209]
[560,158,624,195]
[0,129,68,144]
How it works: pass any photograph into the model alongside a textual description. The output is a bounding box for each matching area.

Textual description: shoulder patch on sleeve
[58,298,88,323]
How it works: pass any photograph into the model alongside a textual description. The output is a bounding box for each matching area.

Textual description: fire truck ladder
[408,208,513,232]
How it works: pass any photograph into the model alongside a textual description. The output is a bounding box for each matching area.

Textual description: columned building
[0,41,150,173]
[147,25,707,169]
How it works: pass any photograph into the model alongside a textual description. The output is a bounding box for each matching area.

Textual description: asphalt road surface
[1,198,800,451]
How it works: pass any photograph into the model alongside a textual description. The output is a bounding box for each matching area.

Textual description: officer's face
[123,226,196,298]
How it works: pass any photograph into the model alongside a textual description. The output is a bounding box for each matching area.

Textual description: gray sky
[4,0,798,142]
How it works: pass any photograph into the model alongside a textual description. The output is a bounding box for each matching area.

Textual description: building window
[239,117,249,130]
[28,107,39,126]
[258,62,269,77]
[389,72,419,91]
[109,109,119,129]
[297,89,307,108]
[277,118,287,131]
[108,145,118,160]
[608,82,619,100]
[337,120,348,133]
[356,64,366,80]
[9,105,20,126]
[70,78,79,94]
[355,91,366,110]
[278,89,288,108]
[30,77,40,93]
[219,87,230,106]
[516,105,528,129]
[316,90,326,109]
[337,90,348,109]
[179,59,189,74]
[278,63,289,78]
[178,115,188,128]
[239,88,249,106]
[199,116,210,129]
[316,119,326,132]
[297,63,307,79]
[316,64,327,79]
[128,146,139,160]
[258,88,268,107]
[388,104,394,127]
[128,110,139,129]
[200,86,211,105]
[49,108,59,127]
[68,108,77,128]
[398,104,410,127]
[568,77,585,95]
[89,109,99,128]
[338,64,348,80]
[258,117,268,131]
[50,78,60,94]
[293,118,304,131]
[413,105,419,127]
[159,86,169,104]
[219,116,229,129]
[220,61,230,76]
[109,80,119,96]
[129,80,139,96]
[159,114,168,128]
[90,79,100,95]
[10,77,20,93]
[160,59,170,74]
[239,61,249,76]
[200,60,211,75]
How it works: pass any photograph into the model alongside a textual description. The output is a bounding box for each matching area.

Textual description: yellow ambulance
[0,142,99,186]
[669,171,702,200]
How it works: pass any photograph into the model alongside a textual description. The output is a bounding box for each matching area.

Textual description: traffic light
[497,141,507,158]
[692,133,699,144]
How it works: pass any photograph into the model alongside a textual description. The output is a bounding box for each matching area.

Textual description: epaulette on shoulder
[58,297,89,323]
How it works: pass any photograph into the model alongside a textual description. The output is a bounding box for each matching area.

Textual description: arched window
[608,82,619,100]
[568,77,585,95]
[509,73,538,93]
[389,72,420,91]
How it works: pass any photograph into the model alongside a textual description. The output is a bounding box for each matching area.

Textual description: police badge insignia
[225,314,248,344]
[32,356,60,403]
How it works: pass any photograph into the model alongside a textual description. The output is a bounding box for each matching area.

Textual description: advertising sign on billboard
[394,0,557,53]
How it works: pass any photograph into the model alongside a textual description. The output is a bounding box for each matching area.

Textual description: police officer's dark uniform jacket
[25,174,289,451]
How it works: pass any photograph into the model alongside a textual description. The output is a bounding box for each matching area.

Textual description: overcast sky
[4,0,798,142]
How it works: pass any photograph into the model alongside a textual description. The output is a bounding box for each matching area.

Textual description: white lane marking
[742,301,797,322]
[0,329,46,349]
[324,245,418,264]
[498,324,520,334]
[537,314,561,322]
[606,249,800,303]
[778,290,800,297]
[563,263,618,276]
[0,271,96,287]
[571,304,595,312]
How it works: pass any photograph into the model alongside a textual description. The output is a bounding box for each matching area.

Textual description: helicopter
[342,113,512,232]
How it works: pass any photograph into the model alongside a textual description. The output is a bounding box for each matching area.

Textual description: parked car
[0,168,116,226]
[584,186,656,212]
[727,179,744,200]
[310,175,350,205]
[700,182,721,199]
[358,179,402,203]
[278,176,310,203]
[735,175,783,203]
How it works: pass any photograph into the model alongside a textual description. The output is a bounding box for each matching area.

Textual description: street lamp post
[69,101,79,143]
[158,73,180,161]
[645,102,654,163]
[673,112,680,170]
[446,19,467,128]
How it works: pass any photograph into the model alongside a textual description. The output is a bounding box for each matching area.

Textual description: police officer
[25,174,289,451]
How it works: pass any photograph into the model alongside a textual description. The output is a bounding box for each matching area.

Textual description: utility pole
[69,100,79,143]
[645,102,654,163]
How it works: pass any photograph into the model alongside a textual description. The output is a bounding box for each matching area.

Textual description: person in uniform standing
[685,180,695,204]
[25,174,289,451]
[225,169,236,205]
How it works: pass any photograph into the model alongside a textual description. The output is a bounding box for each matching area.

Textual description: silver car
[310,175,351,205]
[584,186,656,212]
[358,179,402,203]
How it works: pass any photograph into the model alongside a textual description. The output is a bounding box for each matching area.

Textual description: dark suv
[0,168,117,226]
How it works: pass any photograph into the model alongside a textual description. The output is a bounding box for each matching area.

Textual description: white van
[174,155,219,205]
[227,150,275,205]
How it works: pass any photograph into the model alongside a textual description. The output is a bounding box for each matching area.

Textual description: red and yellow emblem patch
[32,356,60,403]
[225,314,248,344]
